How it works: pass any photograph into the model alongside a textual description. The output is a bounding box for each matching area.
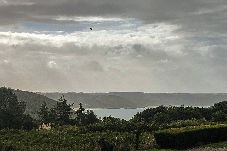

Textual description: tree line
[38,96,99,127]
[0,87,227,131]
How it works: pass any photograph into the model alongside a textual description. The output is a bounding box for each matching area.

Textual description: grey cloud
[132,44,169,61]
[0,0,225,51]
[81,61,104,72]
[0,0,226,25]
[0,0,227,92]
[1,31,227,92]
[0,0,226,45]
[0,47,72,91]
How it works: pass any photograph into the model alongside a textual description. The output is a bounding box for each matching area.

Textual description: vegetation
[14,89,57,118]
[0,129,154,151]
[1,87,227,150]
[38,96,99,127]
[154,124,227,149]
[132,102,227,127]
[0,87,37,130]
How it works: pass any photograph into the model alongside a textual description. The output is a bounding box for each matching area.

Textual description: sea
[86,108,145,120]
[86,105,210,120]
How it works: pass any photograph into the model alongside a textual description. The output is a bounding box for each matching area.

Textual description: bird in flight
[90,28,93,30]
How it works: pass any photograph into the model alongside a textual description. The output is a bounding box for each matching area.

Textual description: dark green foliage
[0,87,25,116]
[154,124,227,149]
[133,101,227,126]
[73,103,99,126]
[82,116,153,139]
[211,101,227,122]
[76,103,85,114]
[0,128,140,151]
[0,142,17,151]
[84,116,131,132]
[212,101,227,114]
[38,98,100,127]
[133,106,205,125]
[212,111,227,122]
[38,102,51,124]
[21,115,38,130]
[0,87,36,130]
[74,110,100,126]
[38,96,73,126]
[85,117,130,132]
[53,96,72,126]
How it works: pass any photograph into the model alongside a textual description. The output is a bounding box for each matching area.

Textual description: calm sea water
[87,108,145,120]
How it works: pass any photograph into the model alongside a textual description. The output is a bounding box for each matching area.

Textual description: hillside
[14,89,57,118]
[42,92,136,108]
[43,92,227,108]
[11,90,227,115]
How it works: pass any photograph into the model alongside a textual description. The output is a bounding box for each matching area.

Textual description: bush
[154,124,227,149]
[0,142,17,151]
[0,128,137,151]
[158,119,212,130]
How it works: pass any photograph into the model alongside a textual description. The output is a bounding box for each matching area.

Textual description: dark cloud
[0,0,226,25]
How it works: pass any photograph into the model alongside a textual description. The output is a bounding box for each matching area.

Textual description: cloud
[47,60,57,69]
[0,0,227,92]
[0,22,180,49]
[0,20,227,92]
[0,0,226,25]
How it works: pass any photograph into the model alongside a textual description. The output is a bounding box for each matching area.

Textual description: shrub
[0,128,138,151]
[154,124,227,149]
[158,119,212,130]
[0,142,17,151]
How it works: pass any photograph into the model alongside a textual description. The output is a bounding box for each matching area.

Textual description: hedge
[0,129,138,151]
[154,124,227,149]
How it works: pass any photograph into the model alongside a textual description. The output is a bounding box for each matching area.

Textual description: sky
[0,0,227,92]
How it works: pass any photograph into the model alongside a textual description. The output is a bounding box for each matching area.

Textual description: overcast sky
[0,0,227,92]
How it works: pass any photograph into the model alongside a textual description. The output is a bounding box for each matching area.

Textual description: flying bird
[90,28,93,30]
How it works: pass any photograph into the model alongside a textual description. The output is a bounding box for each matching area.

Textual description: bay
[87,108,145,120]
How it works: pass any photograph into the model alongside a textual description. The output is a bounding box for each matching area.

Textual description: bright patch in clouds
[0,23,180,48]
[47,61,57,69]
[55,16,124,22]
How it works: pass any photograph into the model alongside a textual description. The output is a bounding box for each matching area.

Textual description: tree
[21,114,38,130]
[212,111,227,122]
[38,100,99,127]
[74,103,99,126]
[0,87,35,129]
[38,102,52,124]
[212,101,227,114]
[54,96,72,126]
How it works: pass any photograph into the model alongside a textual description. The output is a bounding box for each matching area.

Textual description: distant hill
[43,92,227,108]
[11,89,227,116]
[42,92,136,108]
[14,89,57,118]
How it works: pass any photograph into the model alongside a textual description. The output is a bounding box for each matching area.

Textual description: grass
[205,141,227,148]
